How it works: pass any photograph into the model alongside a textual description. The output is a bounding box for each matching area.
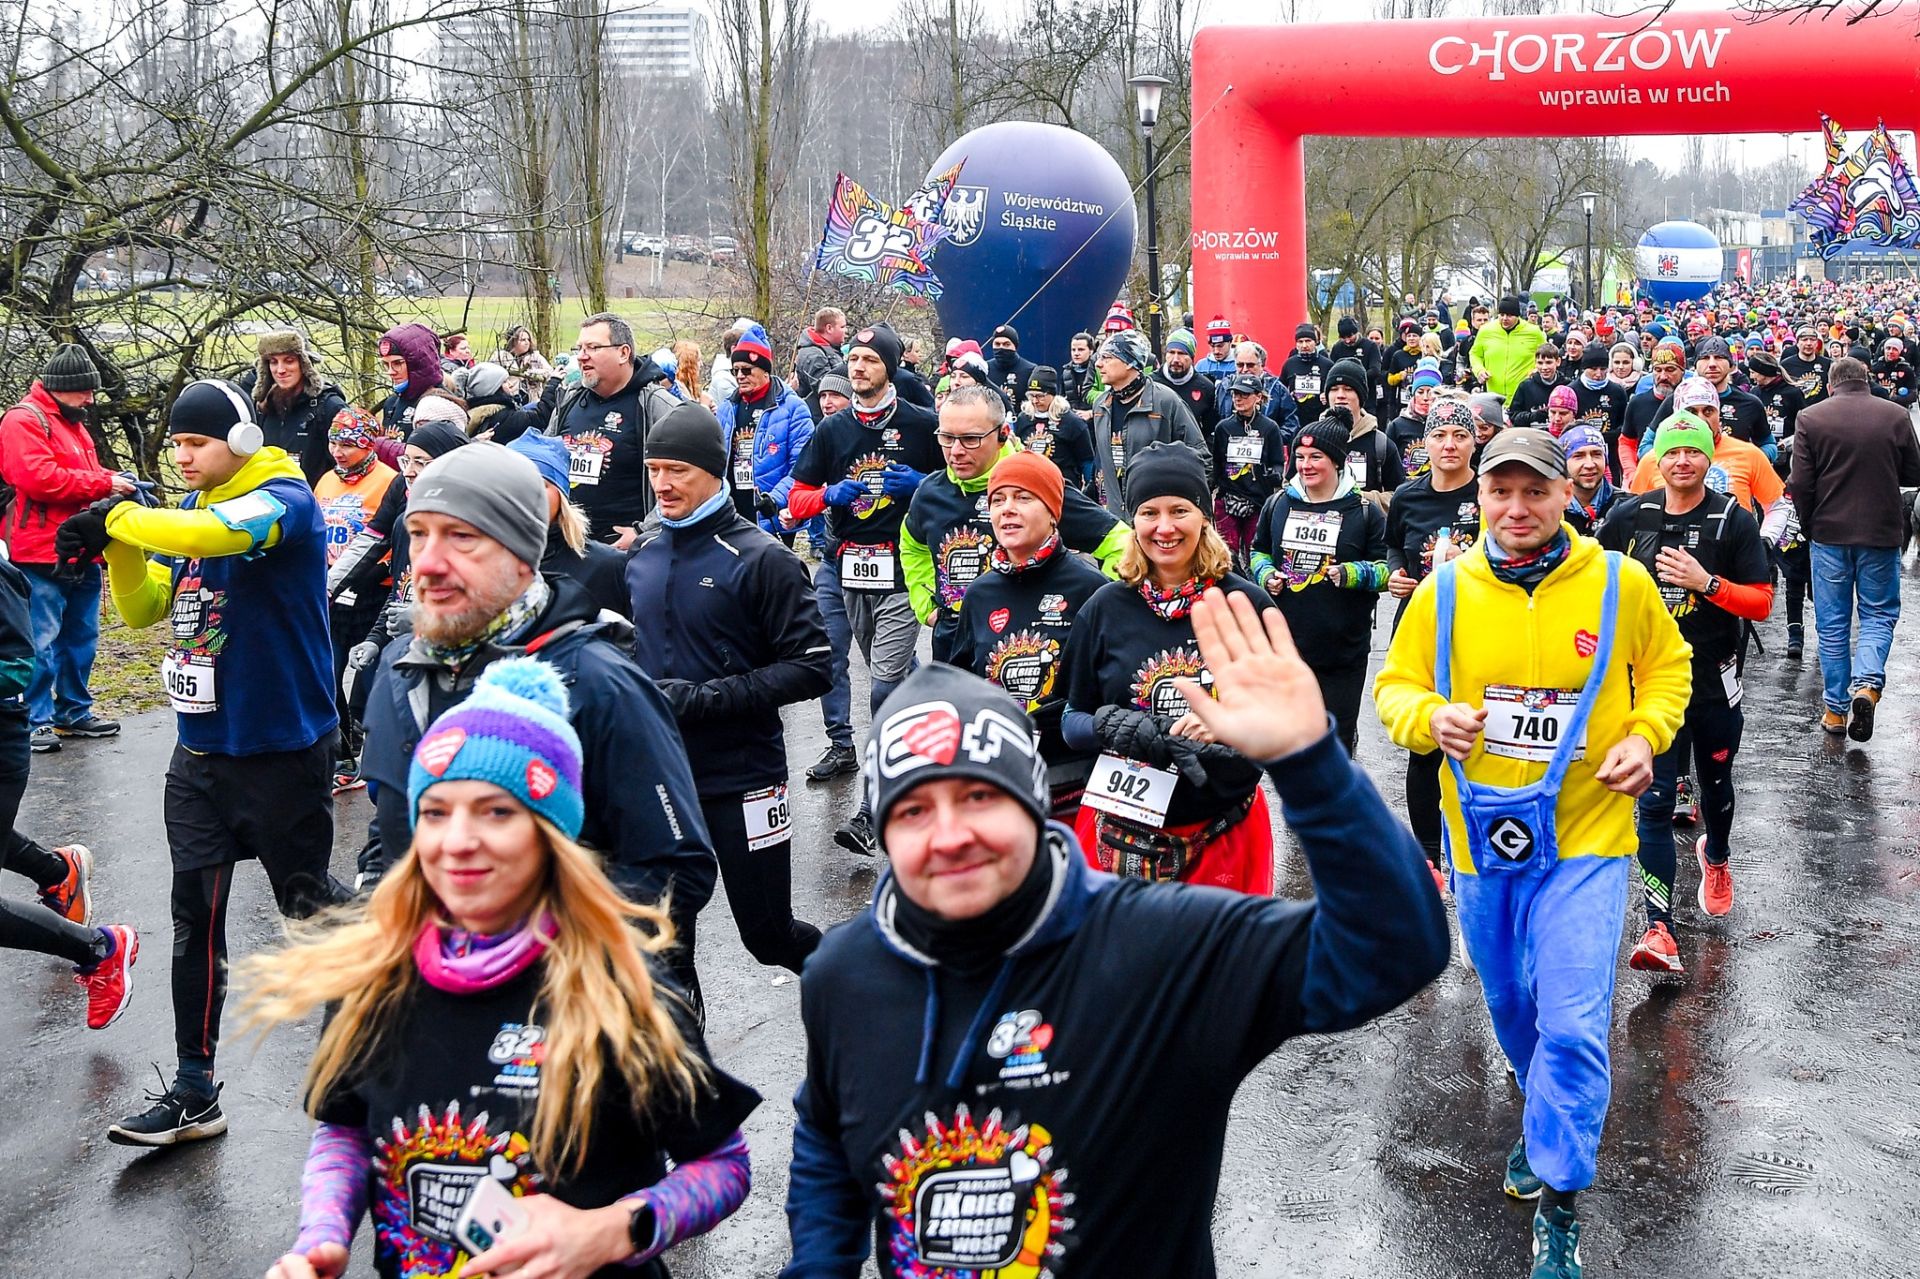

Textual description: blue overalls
[1435,553,1633,1194]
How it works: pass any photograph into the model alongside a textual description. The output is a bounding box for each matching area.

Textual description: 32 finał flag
[813,173,950,297]
[1790,115,1920,259]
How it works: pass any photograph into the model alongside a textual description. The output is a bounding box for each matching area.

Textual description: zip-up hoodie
[1374,529,1692,874]
[780,729,1449,1279]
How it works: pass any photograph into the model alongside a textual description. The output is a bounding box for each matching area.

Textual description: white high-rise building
[605,5,706,79]
[438,4,707,81]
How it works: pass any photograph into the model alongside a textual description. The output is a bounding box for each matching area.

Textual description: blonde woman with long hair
[1058,442,1280,895]
[246,659,758,1279]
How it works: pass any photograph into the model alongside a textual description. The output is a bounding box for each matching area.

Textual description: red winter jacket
[0,381,116,564]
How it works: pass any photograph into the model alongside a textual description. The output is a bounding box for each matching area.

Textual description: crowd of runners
[2,272,1916,1279]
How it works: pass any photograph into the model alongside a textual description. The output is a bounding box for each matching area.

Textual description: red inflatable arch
[1190,11,1920,341]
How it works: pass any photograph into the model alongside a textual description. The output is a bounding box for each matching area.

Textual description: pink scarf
[412,912,554,994]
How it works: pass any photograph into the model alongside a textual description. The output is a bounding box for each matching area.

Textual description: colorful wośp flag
[812,169,960,298]
[1790,115,1920,259]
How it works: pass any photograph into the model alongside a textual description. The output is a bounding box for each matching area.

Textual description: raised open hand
[1170,588,1327,763]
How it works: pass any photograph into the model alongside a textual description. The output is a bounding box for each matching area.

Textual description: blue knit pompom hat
[408,658,585,839]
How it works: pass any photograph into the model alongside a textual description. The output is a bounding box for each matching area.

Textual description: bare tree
[711,0,812,328]
[0,0,496,473]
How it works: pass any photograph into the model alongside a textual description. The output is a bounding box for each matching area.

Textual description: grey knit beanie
[406,440,548,569]
[41,344,99,393]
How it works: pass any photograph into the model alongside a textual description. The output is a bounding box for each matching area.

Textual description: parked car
[668,235,704,262]
[624,233,666,257]
[708,235,738,264]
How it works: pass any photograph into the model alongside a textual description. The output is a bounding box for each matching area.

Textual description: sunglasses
[731,365,758,376]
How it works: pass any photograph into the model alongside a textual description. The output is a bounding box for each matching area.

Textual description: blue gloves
[823,478,866,507]
[880,463,925,499]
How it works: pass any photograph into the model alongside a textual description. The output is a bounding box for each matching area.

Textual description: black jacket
[359,576,716,907]
[780,736,1449,1279]
[540,523,631,620]
[627,501,831,796]
[257,382,347,485]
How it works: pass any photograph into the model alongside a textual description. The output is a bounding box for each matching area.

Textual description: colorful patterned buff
[815,171,953,297]
[1790,115,1920,259]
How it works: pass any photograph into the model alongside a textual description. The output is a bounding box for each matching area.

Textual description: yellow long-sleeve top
[99,448,306,629]
[1373,527,1693,874]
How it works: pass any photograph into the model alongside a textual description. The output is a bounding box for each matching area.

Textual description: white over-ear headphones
[201,379,263,455]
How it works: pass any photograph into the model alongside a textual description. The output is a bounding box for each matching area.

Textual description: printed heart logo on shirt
[902,708,961,765]
[989,607,1011,634]
[489,1154,518,1182]
[417,728,466,777]
[1028,1023,1053,1050]
[526,758,559,800]
[1008,1150,1041,1185]
[1574,629,1599,658]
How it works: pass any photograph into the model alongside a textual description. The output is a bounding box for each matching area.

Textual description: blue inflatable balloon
[927,122,1137,370]
[1634,220,1722,306]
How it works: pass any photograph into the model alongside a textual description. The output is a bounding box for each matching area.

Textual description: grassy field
[90,601,171,718]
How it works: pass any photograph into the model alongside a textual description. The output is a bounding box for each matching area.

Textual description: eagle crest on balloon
[1790,115,1920,259]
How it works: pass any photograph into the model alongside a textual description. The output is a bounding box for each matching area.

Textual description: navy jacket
[358,576,716,908]
[627,500,831,796]
[779,730,1448,1279]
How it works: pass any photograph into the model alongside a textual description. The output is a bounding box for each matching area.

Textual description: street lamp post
[1578,191,1600,313]
[1129,72,1173,353]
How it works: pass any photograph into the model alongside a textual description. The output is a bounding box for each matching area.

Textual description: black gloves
[654,677,724,722]
[1093,704,1176,769]
[54,496,129,575]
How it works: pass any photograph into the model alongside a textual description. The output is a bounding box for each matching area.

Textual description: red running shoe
[38,844,93,926]
[77,925,138,1030]
[1629,921,1684,974]
[1696,835,1733,917]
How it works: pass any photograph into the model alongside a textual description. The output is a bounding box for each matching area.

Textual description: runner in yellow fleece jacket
[1374,427,1689,1279]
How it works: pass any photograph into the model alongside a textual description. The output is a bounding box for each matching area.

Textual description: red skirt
[1072,787,1274,896]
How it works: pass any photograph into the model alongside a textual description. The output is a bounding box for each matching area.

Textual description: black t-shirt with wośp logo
[1595,489,1770,706]
[1061,575,1270,825]
[313,961,759,1279]
[1012,411,1098,489]
[789,399,944,554]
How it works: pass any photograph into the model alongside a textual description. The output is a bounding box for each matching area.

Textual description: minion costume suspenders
[1432,552,1621,875]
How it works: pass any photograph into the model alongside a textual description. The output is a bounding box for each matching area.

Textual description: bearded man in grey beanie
[355,440,719,1008]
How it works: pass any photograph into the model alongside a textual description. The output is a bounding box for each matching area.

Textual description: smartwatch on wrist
[1705,574,1723,598]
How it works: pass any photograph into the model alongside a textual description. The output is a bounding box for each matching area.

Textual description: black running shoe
[108,1070,228,1147]
[807,744,859,782]
[834,812,878,858]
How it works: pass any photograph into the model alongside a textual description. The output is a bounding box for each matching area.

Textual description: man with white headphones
[53,378,346,1148]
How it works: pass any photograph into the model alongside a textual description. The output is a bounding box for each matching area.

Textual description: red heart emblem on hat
[1574,629,1598,658]
[901,708,961,765]
[989,608,1011,634]
[526,758,558,800]
[417,728,465,776]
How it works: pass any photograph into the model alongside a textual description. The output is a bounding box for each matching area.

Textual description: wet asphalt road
[4,573,1917,1278]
